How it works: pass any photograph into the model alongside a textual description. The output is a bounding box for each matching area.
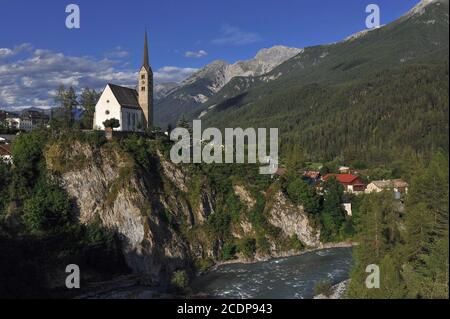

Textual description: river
[84,247,353,299]
[190,247,353,299]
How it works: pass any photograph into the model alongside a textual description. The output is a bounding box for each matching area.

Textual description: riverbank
[212,241,354,269]
[74,242,354,299]
[314,279,351,299]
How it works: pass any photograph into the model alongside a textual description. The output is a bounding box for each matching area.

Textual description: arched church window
[141,87,146,91]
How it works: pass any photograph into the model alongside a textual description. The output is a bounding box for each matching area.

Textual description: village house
[366,179,409,198]
[19,110,49,132]
[3,112,21,130]
[338,166,351,174]
[322,173,367,194]
[0,143,12,164]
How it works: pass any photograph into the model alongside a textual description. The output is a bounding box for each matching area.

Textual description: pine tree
[402,153,449,299]
[79,88,100,129]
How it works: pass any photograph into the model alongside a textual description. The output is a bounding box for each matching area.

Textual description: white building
[342,203,352,216]
[6,117,21,130]
[93,32,153,132]
[93,84,145,131]
[19,110,49,132]
[365,179,409,199]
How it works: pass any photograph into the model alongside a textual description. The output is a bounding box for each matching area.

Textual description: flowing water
[87,247,353,299]
[190,247,353,299]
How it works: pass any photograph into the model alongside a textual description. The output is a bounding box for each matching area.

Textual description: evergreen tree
[402,153,449,299]
[79,87,100,129]
[320,177,345,241]
[286,177,320,215]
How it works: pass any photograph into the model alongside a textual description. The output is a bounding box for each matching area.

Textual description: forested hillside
[193,0,449,122]
[201,63,449,168]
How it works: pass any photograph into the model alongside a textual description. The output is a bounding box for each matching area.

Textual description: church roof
[107,84,141,109]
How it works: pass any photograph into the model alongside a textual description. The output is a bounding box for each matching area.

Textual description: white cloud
[154,66,199,83]
[0,48,13,58]
[0,45,198,109]
[212,25,263,46]
[0,43,32,59]
[105,46,130,58]
[185,50,208,58]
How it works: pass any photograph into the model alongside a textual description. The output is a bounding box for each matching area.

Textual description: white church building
[93,32,153,131]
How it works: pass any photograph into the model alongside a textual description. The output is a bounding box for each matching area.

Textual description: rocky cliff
[45,138,321,285]
[268,191,320,248]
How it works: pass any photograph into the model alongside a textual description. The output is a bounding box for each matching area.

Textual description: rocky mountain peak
[182,60,229,86]
[405,0,448,18]
[254,45,303,64]
[179,46,302,90]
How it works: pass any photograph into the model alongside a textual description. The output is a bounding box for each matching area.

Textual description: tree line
[51,86,100,130]
[347,153,448,299]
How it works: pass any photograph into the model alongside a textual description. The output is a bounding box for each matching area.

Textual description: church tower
[138,31,153,128]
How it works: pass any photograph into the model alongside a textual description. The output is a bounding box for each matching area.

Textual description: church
[93,32,153,131]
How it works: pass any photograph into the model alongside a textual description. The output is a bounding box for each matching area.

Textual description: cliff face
[45,140,321,284]
[268,191,320,248]
[46,141,205,283]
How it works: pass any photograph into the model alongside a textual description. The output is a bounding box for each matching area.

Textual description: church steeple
[142,30,150,71]
[138,30,153,128]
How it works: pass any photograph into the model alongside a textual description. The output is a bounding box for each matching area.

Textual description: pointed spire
[142,30,150,70]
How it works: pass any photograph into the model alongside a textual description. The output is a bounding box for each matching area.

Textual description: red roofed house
[323,174,366,194]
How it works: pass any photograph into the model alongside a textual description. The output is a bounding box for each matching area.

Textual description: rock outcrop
[268,191,321,248]
[45,140,323,284]
[46,142,197,283]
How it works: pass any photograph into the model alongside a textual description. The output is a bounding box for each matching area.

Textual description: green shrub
[82,215,115,248]
[289,234,304,251]
[195,258,214,273]
[171,270,189,291]
[256,236,271,255]
[11,130,49,197]
[22,182,72,235]
[314,280,333,297]
[237,237,256,259]
[286,178,321,215]
[221,242,237,261]
[207,212,231,240]
[0,161,11,214]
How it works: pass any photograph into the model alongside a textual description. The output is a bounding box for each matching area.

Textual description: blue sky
[0,0,420,108]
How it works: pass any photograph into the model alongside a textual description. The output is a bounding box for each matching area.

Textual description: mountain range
[154,0,449,133]
[154,45,302,126]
